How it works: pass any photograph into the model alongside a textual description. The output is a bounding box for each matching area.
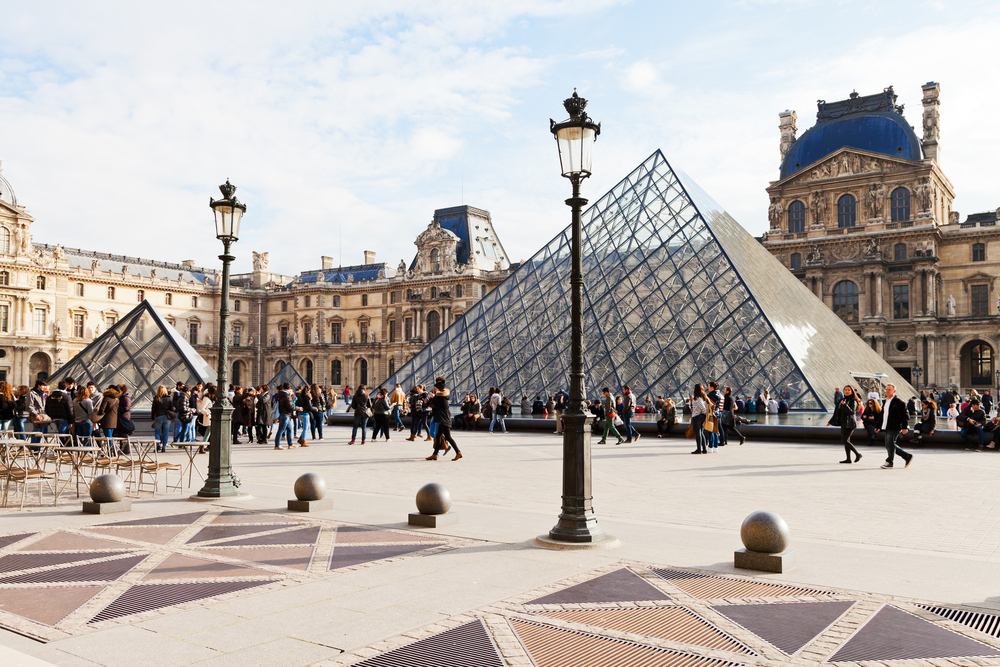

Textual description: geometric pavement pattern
[0,509,463,641]
[316,562,1000,667]
[386,150,912,410]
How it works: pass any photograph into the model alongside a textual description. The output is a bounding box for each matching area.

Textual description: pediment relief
[962,272,996,292]
[778,148,920,188]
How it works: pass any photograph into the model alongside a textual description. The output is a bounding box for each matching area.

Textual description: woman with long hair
[309,383,325,440]
[198,385,216,453]
[690,384,710,455]
[151,385,172,453]
[74,387,95,445]
[721,386,746,445]
[828,384,861,464]
[911,398,937,446]
[13,385,30,439]
[0,380,15,432]
[861,397,881,446]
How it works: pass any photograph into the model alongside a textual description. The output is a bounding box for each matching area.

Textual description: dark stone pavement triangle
[352,619,504,667]
[528,568,671,605]
[186,523,285,544]
[329,543,444,570]
[214,525,321,547]
[89,579,273,623]
[0,551,123,574]
[829,604,1000,662]
[712,600,855,655]
[0,554,148,585]
[0,533,35,550]
[102,511,207,527]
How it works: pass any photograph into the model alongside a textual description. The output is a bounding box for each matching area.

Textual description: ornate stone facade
[763,83,1000,393]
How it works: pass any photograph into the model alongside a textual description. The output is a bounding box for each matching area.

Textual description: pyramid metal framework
[49,301,217,411]
[267,362,308,394]
[385,151,912,410]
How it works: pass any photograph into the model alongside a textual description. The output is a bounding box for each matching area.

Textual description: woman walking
[93,387,120,439]
[721,386,746,445]
[198,386,215,452]
[151,386,172,453]
[489,387,507,434]
[309,384,325,440]
[73,387,95,446]
[426,377,461,461]
[690,384,709,454]
[349,384,371,445]
[828,384,862,464]
[296,386,312,447]
[372,387,392,441]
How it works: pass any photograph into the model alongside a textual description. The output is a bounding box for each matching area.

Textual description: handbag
[428,418,439,439]
[118,416,136,434]
[704,412,719,434]
[685,423,695,439]
[613,415,624,427]
[31,413,52,427]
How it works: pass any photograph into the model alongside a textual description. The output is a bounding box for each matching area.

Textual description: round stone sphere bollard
[740,511,790,554]
[293,473,327,501]
[90,474,126,504]
[415,483,452,516]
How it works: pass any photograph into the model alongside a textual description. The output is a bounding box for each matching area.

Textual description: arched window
[107,286,116,299]
[0,227,9,254]
[971,343,994,386]
[36,276,45,290]
[430,249,440,272]
[388,358,395,376]
[164,292,171,305]
[426,311,441,339]
[973,243,986,262]
[787,200,806,233]
[894,243,907,261]
[0,271,8,286]
[790,253,802,270]
[837,194,856,228]
[890,187,910,222]
[455,284,463,298]
[832,280,859,323]
[359,359,368,386]
[331,359,342,385]
[304,359,314,384]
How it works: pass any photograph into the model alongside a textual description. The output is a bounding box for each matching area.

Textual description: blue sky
[0,1,997,275]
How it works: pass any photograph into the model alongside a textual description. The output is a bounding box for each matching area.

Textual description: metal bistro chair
[1,440,56,509]
[136,440,181,495]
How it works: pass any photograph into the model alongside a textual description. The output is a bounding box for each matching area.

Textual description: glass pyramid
[267,362,307,394]
[49,301,217,411]
[385,150,912,410]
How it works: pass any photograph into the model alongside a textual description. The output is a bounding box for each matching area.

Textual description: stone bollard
[408,482,458,527]
[287,473,334,512]
[734,510,794,573]
[83,474,131,514]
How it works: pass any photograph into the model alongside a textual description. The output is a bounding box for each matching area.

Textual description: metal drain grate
[828,605,1000,662]
[0,554,147,584]
[102,511,207,527]
[920,605,1000,638]
[0,533,34,550]
[352,619,504,667]
[532,607,755,655]
[89,579,274,623]
[711,601,855,655]
[220,525,321,547]
[329,543,444,570]
[0,551,123,574]
[528,568,670,605]
[652,568,832,599]
[508,617,745,667]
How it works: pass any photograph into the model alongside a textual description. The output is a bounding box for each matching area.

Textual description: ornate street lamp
[197,180,246,499]
[912,364,923,390]
[542,91,611,546]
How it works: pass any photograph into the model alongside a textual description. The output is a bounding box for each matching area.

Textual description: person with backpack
[349,384,372,445]
[406,386,426,441]
[296,386,312,447]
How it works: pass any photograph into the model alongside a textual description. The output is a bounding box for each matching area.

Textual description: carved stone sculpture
[767,197,783,230]
[946,294,956,317]
[252,251,269,271]
[52,244,65,260]
[916,178,933,212]
[150,268,157,278]
[805,244,825,265]
[91,259,100,270]
[810,192,827,227]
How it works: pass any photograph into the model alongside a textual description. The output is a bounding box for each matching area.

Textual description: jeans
[490,413,506,433]
[274,414,293,447]
[299,413,310,441]
[31,423,49,445]
[392,406,403,430]
[411,413,426,437]
[351,414,368,442]
[169,418,180,442]
[692,413,707,452]
[555,409,565,433]
[883,429,911,465]
[13,418,27,439]
[74,421,93,445]
[52,419,69,435]
[310,412,322,439]
[657,418,674,436]
[153,415,170,451]
[622,410,638,441]
[102,427,115,439]
[961,424,985,449]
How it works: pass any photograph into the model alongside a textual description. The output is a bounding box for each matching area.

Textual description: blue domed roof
[0,172,16,207]
[780,88,922,180]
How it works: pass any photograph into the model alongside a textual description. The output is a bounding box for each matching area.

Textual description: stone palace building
[762,83,1000,393]
[0,162,511,389]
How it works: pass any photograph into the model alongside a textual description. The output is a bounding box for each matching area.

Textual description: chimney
[363,250,376,265]
[921,82,940,163]
[321,256,333,270]
[181,260,195,268]
[778,110,797,166]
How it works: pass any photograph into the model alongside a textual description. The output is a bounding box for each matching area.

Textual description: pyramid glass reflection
[49,301,217,411]
[267,362,307,394]
[386,151,911,410]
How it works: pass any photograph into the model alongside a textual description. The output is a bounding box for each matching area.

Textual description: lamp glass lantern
[210,180,246,242]
[551,91,601,179]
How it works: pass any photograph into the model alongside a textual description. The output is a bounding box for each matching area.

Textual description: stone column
[928,271,938,315]
[947,335,959,389]
[927,335,937,387]
[913,270,924,317]
[876,274,884,317]
[921,82,941,163]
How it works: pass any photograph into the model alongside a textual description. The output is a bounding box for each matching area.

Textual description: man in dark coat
[875,383,913,469]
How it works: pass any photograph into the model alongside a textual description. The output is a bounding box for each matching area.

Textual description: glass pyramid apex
[267,362,308,394]
[49,300,217,411]
[386,150,913,410]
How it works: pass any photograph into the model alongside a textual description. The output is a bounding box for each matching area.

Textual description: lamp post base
[189,492,253,502]
[534,534,621,551]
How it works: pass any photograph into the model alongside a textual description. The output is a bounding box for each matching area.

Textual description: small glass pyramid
[49,301,217,411]
[386,150,911,410]
[267,362,307,394]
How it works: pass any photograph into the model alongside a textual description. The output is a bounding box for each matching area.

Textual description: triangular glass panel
[385,150,913,409]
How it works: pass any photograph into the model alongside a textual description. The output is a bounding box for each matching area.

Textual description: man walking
[553,388,568,435]
[273,382,295,450]
[621,384,639,442]
[597,387,624,445]
[875,383,914,469]
[390,383,406,431]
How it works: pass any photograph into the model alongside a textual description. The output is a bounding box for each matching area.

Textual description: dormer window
[430,248,440,272]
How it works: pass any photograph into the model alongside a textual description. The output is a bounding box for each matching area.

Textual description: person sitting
[463,395,481,430]
[657,399,676,438]
[755,398,766,414]
[861,398,881,446]
[777,398,789,414]
[958,398,987,451]
[531,395,545,415]
[910,398,936,446]
[682,398,692,415]
[735,396,745,412]
[766,398,779,414]
[589,399,606,434]
[520,395,531,415]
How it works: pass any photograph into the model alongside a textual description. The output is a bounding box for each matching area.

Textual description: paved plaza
[1,428,999,665]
